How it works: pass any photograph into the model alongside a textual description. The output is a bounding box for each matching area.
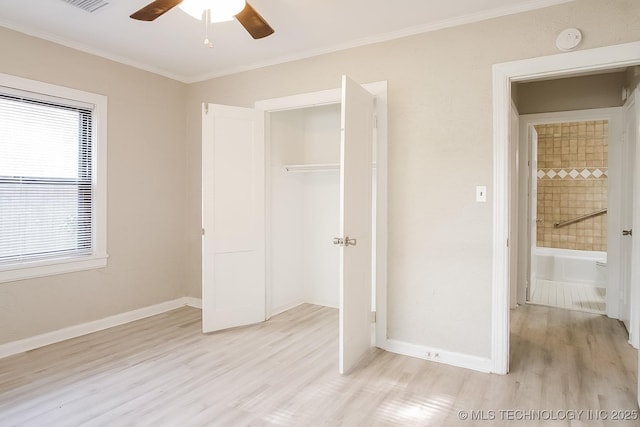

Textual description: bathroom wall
[516,72,626,114]
[536,120,608,251]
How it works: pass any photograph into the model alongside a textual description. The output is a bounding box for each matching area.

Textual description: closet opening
[266,103,377,318]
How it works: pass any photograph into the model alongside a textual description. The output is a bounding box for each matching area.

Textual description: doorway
[257,80,389,375]
[491,41,640,377]
[267,103,344,314]
[517,109,623,317]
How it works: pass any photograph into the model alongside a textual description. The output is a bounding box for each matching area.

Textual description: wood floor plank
[0,303,637,426]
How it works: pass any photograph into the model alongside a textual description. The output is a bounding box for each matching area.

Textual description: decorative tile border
[537,168,608,179]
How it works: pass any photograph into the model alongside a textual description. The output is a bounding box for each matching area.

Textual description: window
[0,74,107,282]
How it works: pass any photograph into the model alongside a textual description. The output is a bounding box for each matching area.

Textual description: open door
[337,76,375,374]
[621,93,635,335]
[202,103,265,333]
[622,88,640,348]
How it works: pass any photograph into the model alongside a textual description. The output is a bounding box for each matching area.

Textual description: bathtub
[534,247,607,286]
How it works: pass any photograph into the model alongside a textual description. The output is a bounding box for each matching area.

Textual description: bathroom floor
[529,279,606,314]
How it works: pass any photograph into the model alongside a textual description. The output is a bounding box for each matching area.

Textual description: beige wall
[185,0,640,358]
[1,0,639,361]
[0,28,188,344]
[515,72,626,114]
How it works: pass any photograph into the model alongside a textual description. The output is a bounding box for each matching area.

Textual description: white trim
[492,65,511,375]
[0,255,108,283]
[0,72,108,284]
[0,297,202,360]
[492,41,640,375]
[255,87,343,112]
[270,300,341,318]
[270,300,307,318]
[307,300,340,310]
[384,339,492,373]
[256,80,388,348]
[184,297,203,309]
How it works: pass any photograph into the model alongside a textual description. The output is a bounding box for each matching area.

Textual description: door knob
[623,229,633,236]
[333,236,357,247]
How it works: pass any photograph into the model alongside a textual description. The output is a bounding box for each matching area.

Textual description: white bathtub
[534,247,607,286]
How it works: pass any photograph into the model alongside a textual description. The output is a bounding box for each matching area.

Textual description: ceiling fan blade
[130,0,183,21]
[235,2,274,39]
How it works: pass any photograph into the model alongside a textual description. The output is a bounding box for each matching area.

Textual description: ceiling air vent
[60,0,110,13]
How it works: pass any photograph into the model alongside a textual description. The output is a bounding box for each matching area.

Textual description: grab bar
[553,208,607,229]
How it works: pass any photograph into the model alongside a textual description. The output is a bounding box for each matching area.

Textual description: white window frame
[0,73,107,283]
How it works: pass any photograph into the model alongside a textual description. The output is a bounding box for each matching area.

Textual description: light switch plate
[476,186,487,202]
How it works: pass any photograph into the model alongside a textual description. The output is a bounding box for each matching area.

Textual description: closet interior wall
[269,104,342,315]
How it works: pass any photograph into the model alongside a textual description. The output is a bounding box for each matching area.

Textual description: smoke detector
[556,28,582,51]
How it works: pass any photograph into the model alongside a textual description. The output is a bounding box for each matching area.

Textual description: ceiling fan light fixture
[179,0,245,22]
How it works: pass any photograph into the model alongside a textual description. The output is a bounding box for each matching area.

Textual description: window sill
[0,254,108,283]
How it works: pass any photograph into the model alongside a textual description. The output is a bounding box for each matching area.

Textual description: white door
[202,104,265,333]
[338,76,375,374]
[622,89,640,345]
[621,97,634,333]
[527,125,539,301]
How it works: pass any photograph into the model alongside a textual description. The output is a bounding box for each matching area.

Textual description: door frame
[492,40,640,375]
[255,80,389,347]
[517,108,624,318]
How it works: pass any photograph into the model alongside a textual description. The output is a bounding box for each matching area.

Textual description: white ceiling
[0,0,573,83]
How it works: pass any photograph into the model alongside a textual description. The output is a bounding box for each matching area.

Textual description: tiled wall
[536,121,608,252]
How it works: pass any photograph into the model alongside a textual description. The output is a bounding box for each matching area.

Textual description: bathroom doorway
[492,41,640,382]
[510,66,635,322]
[520,113,619,316]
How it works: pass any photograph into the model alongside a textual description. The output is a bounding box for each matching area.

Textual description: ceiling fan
[130,0,274,40]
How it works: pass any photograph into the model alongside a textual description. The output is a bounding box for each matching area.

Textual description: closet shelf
[284,163,340,172]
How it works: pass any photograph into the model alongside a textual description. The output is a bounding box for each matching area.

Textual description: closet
[269,104,342,315]
[202,76,387,374]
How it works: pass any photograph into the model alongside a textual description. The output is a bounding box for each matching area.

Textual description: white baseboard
[269,299,339,318]
[184,296,203,309]
[269,299,307,318]
[383,338,492,373]
[307,299,339,310]
[0,297,202,360]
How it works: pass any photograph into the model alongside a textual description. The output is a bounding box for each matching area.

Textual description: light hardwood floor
[0,304,637,426]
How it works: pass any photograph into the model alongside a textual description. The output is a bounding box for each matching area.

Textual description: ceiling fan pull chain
[203,9,213,48]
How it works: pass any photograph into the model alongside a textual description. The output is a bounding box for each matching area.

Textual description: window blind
[0,91,94,265]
